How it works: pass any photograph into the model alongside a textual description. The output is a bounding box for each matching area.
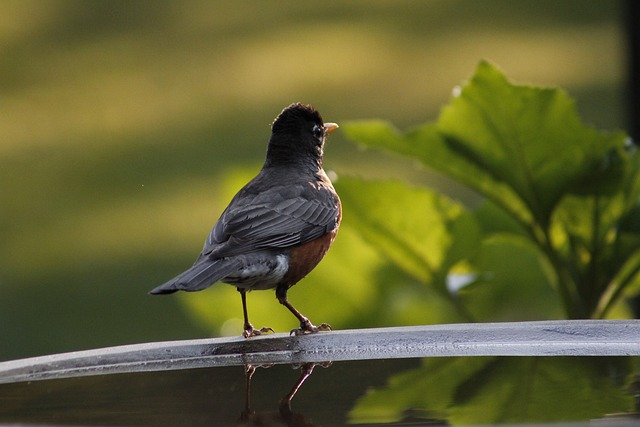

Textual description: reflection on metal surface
[0,357,637,426]
[238,362,331,427]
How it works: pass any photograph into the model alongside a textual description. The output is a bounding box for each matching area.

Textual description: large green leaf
[460,233,562,322]
[335,177,480,294]
[343,61,637,319]
[342,121,533,229]
[343,61,627,231]
[437,61,627,227]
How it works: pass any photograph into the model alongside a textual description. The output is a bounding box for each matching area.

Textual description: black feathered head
[271,103,324,135]
[265,103,337,168]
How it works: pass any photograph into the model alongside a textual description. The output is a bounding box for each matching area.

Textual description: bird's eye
[312,124,324,139]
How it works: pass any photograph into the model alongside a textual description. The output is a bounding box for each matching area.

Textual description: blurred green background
[0,1,628,361]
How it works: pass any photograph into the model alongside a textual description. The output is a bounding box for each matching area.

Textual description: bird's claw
[243,326,275,338]
[290,321,332,336]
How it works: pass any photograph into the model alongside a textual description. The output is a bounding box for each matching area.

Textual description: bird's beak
[324,123,339,136]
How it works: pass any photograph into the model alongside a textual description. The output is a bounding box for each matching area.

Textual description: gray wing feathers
[151,178,339,294]
[204,193,338,258]
[149,258,241,294]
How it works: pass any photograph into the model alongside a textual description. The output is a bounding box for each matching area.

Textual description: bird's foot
[290,319,332,336]
[243,325,275,338]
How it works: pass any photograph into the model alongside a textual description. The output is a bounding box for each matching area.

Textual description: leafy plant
[339,61,639,424]
[340,60,640,320]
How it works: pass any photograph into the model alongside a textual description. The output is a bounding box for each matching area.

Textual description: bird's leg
[238,288,273,338]
[276,286,332,335]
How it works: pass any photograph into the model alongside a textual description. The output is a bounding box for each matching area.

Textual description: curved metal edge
[0,320,638,384]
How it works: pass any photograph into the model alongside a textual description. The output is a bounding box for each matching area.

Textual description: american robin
[150,103,341,338]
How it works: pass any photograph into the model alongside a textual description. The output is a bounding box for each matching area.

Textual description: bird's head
[266,103,338,168]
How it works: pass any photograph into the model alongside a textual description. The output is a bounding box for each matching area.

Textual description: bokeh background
[0,1,631,361]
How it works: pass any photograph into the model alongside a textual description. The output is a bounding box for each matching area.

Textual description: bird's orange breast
[281,228,339,287]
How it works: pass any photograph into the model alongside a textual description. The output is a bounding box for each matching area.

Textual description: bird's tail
[149,258,240,295]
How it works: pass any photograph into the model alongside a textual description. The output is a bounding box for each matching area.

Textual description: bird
[150,103,341,338]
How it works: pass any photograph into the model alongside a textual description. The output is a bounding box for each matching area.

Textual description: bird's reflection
[237,362,331,427]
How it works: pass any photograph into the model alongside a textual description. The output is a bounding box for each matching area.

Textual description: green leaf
[348,357,490,424]
[438,61,626,226]
[343,60,637,319]
[343,61,628,232]
[450,357,633,424]
[460,233,562,321]
[335,177,480,293]
[349,357,634,425]
[342,121,533,229]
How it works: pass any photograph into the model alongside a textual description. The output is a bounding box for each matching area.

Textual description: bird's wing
[201,182,340,258]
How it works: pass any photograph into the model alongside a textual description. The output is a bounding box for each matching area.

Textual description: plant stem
[489,195,586,318]
[594,254,640,318]
[539,225,586,319]
[587,196,603,314]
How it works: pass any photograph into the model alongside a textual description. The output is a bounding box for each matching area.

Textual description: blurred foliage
[338,61,640,424]
[0,1,627,361]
